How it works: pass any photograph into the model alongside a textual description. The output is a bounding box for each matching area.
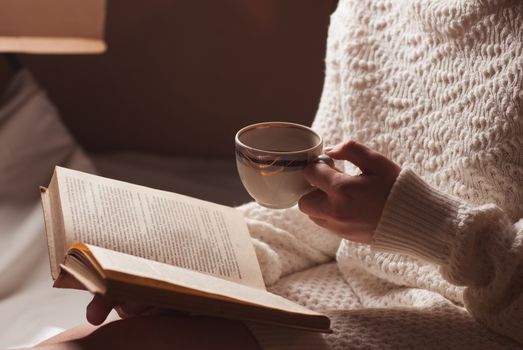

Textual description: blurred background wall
[3,1,336,156]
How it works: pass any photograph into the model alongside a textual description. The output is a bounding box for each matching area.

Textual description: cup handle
[303,154,340,194]
[316,154,334,168]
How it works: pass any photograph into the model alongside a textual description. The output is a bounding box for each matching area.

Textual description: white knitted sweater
[241,1,523,349]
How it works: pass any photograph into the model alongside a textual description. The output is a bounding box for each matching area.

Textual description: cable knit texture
[240,0,523,348]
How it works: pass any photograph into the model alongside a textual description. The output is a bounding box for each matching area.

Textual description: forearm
[373,168,523,343]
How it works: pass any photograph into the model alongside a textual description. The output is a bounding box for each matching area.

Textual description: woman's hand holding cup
[298,140,400,244]
[235,123,400,243]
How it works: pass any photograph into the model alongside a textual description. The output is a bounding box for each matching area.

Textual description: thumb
[86,294,116,325]
[325,140,388,175]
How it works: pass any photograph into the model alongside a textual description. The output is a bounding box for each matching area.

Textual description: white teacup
[235,122,332,209]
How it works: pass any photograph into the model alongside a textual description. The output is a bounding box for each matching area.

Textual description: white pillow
[0,69,95,297]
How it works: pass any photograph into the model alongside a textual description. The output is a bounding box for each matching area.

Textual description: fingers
[305,140,394,194]
[307,215,373,244]
[298,189,329,218]
[114,302,171,318]
[303,162,349,194]
[86,294,171,326]
[326,140,391,175]
[87,294,117,325]
[115,303,152,318]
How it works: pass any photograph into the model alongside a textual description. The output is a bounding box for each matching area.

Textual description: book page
[55,167,265,289]
[40,173,69,279]
[40,185,61,279]
[86,244,323,318]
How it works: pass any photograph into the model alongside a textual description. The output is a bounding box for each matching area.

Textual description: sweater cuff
[373,168,462,265]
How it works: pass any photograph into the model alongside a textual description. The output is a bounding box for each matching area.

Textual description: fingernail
[329,143,343,153]
[323,146,333,153]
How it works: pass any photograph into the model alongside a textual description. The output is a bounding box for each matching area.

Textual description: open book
[40,166,330,332]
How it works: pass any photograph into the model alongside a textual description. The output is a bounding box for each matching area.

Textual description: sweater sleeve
[372,168,523,344]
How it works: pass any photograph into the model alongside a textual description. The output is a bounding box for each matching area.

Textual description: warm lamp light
[0,0,106,54]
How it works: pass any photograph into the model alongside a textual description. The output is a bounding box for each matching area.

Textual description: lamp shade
[0,0,106,54]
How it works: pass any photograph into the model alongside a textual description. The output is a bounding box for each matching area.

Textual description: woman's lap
[35,314,260,350]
